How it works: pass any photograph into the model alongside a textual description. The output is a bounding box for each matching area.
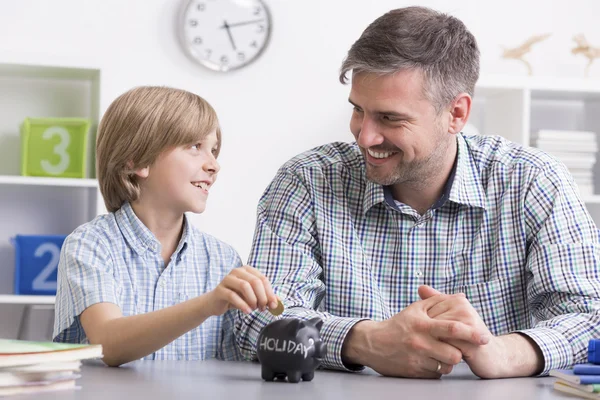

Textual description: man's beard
[365,131,451,187]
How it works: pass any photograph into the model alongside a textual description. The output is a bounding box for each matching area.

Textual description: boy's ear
[133,166,150,179]
[127,161,149,179]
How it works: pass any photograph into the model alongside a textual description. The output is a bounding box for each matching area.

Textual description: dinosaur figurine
[501,33,551,75]
[572,34,600,77]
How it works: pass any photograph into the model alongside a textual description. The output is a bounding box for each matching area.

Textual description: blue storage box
[12,235,67,295]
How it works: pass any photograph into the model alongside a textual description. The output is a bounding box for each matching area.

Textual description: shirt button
[416,271,423,277]
[160,280,167,287]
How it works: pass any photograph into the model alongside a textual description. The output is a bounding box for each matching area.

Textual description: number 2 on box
[31,243,60,291]
[40,126,71,175]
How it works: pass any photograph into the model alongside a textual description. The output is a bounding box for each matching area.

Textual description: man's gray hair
[339,7,480,113]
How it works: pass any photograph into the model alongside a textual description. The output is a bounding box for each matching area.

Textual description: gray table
[32,360,570,400]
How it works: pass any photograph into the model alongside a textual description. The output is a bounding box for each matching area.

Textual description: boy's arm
[80,264,277,367]
[56,229,277,366]
[80,294,213,366]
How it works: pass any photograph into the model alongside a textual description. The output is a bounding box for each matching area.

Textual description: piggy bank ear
[308,317,324,332]
[286,319,302,334]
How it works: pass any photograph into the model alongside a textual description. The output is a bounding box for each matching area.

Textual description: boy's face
[142,130,220,215]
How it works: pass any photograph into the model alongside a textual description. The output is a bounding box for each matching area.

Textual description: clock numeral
[253,6,261,15]
[189,19,198,27]
[193,37,203,45]
[220,55,229,64]
[237,52,246,61]
[205,49,212,59]
[250,41,258,48]
[197,3,206,11]
[257,25,265,33]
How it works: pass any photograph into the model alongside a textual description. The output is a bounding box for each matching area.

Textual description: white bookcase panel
[0,63,100,178]
[0,63,104,312]
[474,75,600,226]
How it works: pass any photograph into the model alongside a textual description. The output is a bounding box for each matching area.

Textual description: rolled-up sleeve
[518,163,600,375]
[53,229,118,343]
[234,169,366,371]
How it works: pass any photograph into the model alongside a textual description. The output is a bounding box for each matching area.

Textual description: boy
[53,86,278,366]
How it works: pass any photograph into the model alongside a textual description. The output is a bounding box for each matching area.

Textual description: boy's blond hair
[96,86,221,212]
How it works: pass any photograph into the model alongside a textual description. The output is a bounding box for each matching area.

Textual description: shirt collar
[116,202,191,260]
[447,134,487,210]
[361,133,487,214]
[362,178,386,215]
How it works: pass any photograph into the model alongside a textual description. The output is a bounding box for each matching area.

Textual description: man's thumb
[418,285,442,300]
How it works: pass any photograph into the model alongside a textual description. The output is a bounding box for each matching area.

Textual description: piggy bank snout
[314,341,327,359]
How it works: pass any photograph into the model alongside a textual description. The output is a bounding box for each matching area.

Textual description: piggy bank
[257,317,327,383]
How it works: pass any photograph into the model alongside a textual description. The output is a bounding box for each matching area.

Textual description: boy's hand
[207,265,279,316]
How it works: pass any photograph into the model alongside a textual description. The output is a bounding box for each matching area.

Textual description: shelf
[0,175,98,188]
[582,195,600,204]
[0,295,55,305]
[478,74,600,94]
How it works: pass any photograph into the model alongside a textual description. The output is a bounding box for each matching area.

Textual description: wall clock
[179,0,272,72]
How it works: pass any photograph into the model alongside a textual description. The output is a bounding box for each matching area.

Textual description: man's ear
[447,93,472,134]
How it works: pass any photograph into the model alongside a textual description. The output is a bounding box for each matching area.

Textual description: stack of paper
[551,364,600,399]
[0,339,102,396]
[531,130,597,196]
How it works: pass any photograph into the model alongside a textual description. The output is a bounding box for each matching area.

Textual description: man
[234,6,600,379]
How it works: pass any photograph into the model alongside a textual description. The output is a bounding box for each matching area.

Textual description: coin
[269,299,284,316]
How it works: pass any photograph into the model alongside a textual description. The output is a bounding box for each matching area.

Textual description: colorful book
[0,378,77,397]
[550,369,600,385]
[555,378,600,393]
[0,339,102,368]
[575,364,600,375]
[554,381,600,399]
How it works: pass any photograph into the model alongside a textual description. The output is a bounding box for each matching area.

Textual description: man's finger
[427,358,454,375]
[424,339,464,366]
[420,293,454,310]
[429,319,490,345]
[427,300,453,319]
[418,285,442,300]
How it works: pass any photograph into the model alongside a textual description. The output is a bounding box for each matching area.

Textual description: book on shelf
[532,130,597,142]
[533,140,598,153]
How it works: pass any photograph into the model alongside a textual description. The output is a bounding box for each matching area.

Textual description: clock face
[179,0,272,72]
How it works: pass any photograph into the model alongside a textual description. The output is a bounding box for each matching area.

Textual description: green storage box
[20,118,90,178]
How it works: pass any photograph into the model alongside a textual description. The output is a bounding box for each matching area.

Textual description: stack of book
[0,339,102,396]
[551,364,600,399]
[531,130,598,196]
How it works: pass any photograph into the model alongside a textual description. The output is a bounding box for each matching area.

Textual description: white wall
[1,0,599,260]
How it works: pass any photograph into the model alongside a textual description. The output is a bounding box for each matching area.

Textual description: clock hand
[219,18,264,29]
[221,20,237,51]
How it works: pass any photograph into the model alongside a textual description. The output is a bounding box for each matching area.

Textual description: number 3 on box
[41,126,71,175]
[31,242,60,291]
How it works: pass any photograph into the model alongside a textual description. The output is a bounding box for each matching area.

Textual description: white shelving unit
[0,175,99,188]
[0,63,104,315]
[0,295,55,305]
[472,74,600,225]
